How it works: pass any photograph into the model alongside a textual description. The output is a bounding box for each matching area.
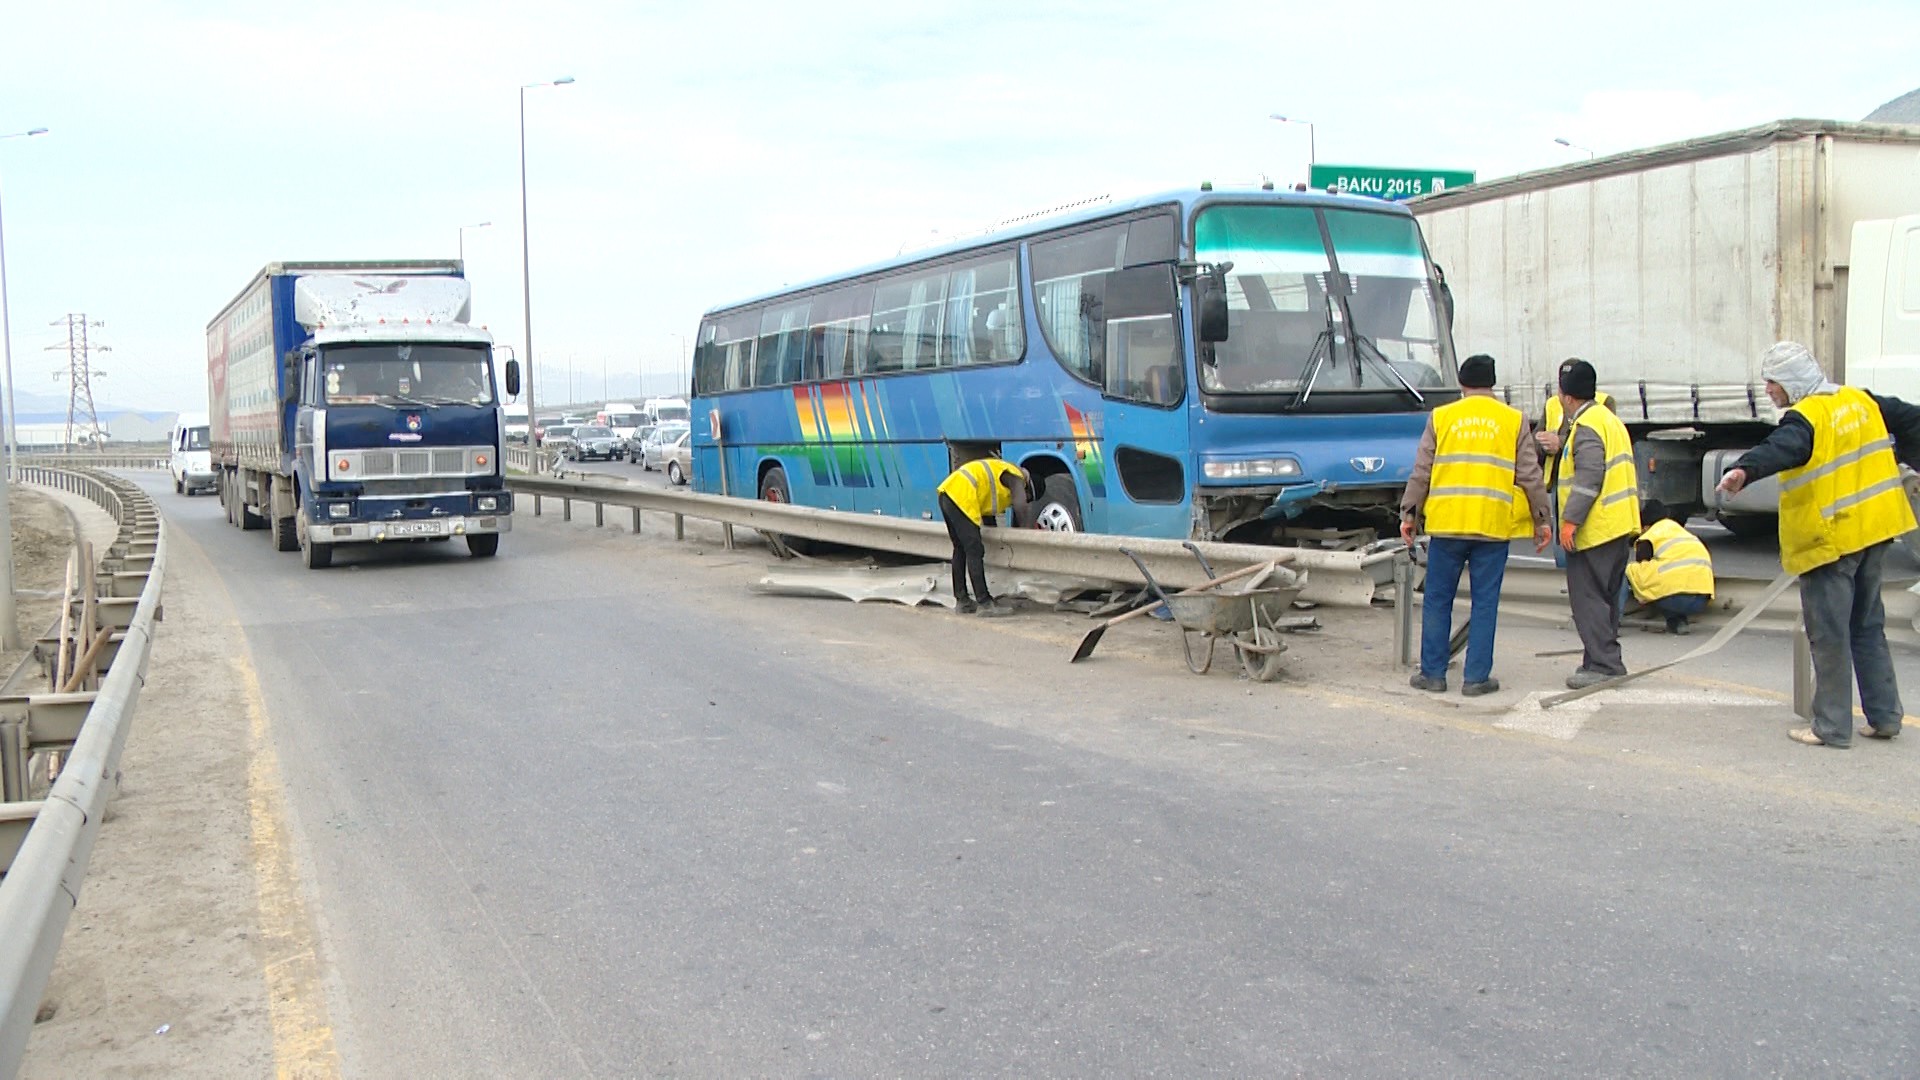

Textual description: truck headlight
[1202,457,1303,480]
[477,495,498,512]
[327,502,353,519]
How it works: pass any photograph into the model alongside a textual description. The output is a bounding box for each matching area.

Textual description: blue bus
[688,187,1459,547]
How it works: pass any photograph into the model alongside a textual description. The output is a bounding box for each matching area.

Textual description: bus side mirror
[504,359,521,397]
[1197,272,1230,343]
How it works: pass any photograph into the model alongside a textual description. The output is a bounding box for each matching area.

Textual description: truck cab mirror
[281,351,301,404]
[1196,267,1231,344]
[504,358,521,397]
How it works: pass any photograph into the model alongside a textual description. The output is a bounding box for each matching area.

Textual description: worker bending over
[937,457,1032,617]
[1401,353,1553,696]
[1624,500,1714,635]
[1717,341,1920,748]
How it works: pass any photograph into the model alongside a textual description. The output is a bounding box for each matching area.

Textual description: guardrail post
[594,501,604,528]
[631,507,642,535]
[1792,624,1813,720]
[532,493,542,517]
[674,513,684,541]
[1393,551,1414,670]
[562,497,572,523]
[0,717,24,802]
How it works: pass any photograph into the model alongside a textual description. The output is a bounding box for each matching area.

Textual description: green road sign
[1309,164,1476,201]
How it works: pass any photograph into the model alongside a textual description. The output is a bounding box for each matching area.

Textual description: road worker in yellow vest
[1400,354,1553,696]
[937,457,1032,617]
[1717,341,1920,748]
[1624,499,1714,635]
[1535,359,1616,571]
[1555,359,1643,689]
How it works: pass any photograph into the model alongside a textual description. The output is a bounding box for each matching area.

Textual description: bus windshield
[1194,204,1454,395]
[321,343,495,406]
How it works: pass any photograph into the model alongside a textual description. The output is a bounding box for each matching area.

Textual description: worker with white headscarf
[1717,341,1920,748]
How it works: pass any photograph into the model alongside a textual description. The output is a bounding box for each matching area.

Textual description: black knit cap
[1458,353,1496,388]
[1558,358,1597,400]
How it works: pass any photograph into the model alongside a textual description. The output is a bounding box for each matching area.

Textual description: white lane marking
[1502,686,1774,741]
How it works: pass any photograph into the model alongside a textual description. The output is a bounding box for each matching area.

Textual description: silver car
[663,430,693,486]
[637,424,689,471]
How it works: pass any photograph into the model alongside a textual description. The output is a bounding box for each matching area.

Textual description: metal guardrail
[505,473,1399,605]
[14,454,166,472]
[0,467,166,1076]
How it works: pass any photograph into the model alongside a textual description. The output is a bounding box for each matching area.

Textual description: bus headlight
[1202,457,1303,480]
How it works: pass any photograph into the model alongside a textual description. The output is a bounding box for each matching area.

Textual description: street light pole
[458,220,491,263]
[668,333,688,397]
[1554,137,1596,160]
[1270,114,1316,168]
[0,126,48,650]
[519,76,574,457]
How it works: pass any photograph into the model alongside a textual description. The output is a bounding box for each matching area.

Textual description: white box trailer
[1411,119,1920,527]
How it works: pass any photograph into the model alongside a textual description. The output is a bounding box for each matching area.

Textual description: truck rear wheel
[467,533,500,558]
[275,514,299,552]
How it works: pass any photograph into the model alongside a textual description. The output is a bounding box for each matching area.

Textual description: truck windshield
[322,343,495,406]
[183,426,210,450]
[1193,204,1454,395]
[653,406,690,423]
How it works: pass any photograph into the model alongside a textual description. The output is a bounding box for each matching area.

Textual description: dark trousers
[1799,541,1903,746]
[1421,536,1508,684]
[1567,535,1631,676]
[939,494,992,603]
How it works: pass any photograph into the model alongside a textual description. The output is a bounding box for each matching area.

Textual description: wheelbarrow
[1120,547,1304,682]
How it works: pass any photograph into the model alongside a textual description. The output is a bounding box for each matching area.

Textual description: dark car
[567,425,621,461]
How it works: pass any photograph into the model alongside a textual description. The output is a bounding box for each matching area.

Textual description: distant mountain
[1866,88,1920,124]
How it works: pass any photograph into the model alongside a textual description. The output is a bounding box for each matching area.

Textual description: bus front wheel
[758,465,811,558]
[1032,474,1083,532]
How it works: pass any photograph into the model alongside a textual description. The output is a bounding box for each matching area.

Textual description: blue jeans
[1422,536,1509,684]
[1620,584,1708,622]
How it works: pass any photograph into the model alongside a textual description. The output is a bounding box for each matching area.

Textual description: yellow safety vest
[938,457,1024,525]
[1423,396,1532,540]
[1626,518,1715,601]
[1544,390,1614,437]
[1777,387,1917,575]
[1556,402,1641,549]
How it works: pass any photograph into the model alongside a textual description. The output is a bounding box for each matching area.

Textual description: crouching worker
[937,457,1032,617]
[1623,500,1714,635]
[1401,354,1553,696]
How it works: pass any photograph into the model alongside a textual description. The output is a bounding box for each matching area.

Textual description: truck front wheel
[298,513,332,569]
[467,533,500,558]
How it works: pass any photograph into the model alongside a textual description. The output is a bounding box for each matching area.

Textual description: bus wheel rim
[1036,504,1075,531]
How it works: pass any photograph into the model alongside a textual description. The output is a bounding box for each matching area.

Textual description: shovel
[1069,558,1279,663]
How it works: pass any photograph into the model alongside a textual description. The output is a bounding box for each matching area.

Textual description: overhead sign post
[1309,164,1476,201]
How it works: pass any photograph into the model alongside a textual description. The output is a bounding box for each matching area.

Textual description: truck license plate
[388,521,446,537]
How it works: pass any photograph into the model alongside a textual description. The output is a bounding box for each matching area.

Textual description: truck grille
[335,446,489,480]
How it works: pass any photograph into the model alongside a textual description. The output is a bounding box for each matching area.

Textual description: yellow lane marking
[240,653,342,1078]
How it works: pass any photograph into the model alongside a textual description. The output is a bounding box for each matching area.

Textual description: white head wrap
[1760,341,1838,403]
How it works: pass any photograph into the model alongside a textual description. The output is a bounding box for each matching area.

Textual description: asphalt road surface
[137,473,1920,1077]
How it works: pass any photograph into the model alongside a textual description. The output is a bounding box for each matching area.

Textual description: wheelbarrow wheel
[1181,629,1216,675]
[1236,625,1288,683]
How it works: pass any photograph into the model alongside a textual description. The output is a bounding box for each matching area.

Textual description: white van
[168,411,215,495]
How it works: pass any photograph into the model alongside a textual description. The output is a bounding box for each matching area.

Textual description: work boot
[1565,668,1615,690]
[1666,616,1691,636]
[1462,678,1500,697]
[976,600,1017,618]
[1408,673,1447,692]
[953,599,978,615]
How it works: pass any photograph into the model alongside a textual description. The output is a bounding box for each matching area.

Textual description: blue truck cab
[208,261,520,568]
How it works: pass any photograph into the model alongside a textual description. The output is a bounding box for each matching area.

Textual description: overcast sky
[1,0,1914,415]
